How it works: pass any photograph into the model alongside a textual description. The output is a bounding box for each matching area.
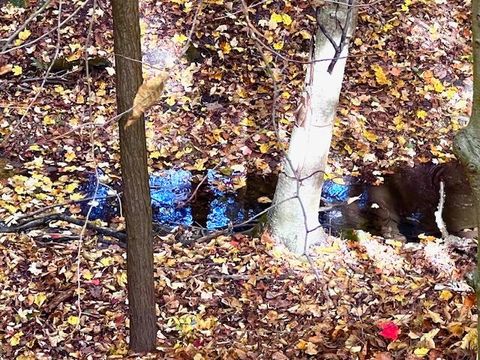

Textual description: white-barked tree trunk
[268,2,357,254]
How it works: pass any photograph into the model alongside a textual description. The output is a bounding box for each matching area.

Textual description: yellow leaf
[34,293,47,307]
[273,41,284,50]
[416,109,428,119]
[332,177,345,185]
[448,323,464,336]
[67,315,80,326]
[82,269,93,280]
[18,29,31,41]
[240,118,255,127]
[363,130,378,142]
[126,72,169,128]
[54,85,65,95]
[65,151,76,162]
[383,23,394,32]
[282,14,292,26]
[12,65,23,76]
[66,51,81,62]
[460,328,477,350]
[220,41,231,54]
[140,19,148,36]
[413,347,429,356]
[444,87,458,100]
[237,87,247,98]
[270,12,283,24]
[439,289,453,301]
[324,172,335,180]
[70,193,84,201]
[371,64,391,86]
[9,331,23,346]
[259,143,270,153]
[296,339,308,350]
[43,115,55,125]
[299,30,312,39]
[212,257,227,264]
[65,183,78,192]
[432,78,445,93]
[100,257,113,267]
[193,158,206,171]
[151,150,161,159]
[29,144,42,151]
[116,271,127,288]
[3,203,18,214]
[401,0,411,12]
[172,33,188,44]
[351,98,361,106]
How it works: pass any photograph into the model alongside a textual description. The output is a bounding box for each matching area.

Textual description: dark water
[81,169,274,231]
[81,162,476,240]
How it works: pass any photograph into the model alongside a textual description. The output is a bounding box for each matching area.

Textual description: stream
[81,161,476,241]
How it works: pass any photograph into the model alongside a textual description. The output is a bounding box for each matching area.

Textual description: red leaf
[193,338,204,348]
[378,321,400,341]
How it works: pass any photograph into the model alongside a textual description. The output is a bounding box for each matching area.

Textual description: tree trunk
[267,2,357,254]
[112,0,157,352]
[452,0,480,354]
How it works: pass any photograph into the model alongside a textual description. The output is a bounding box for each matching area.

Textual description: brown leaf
[373,353,393,360]
[125,71,169,129]
[272,351,289,360]
[0,64,13,76]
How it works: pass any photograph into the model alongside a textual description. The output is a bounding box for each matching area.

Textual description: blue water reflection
[81,169,357,231]
[150,170,193,226]
[82,169,251,230]
[322,181,350,203]
[80,170,117,220]
[206,170,245,229]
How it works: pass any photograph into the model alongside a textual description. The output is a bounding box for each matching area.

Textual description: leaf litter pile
[0,0,478,358]
[0,230,476,358]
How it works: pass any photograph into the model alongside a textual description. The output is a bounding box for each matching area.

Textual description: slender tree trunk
[112,0,157,352]
[453,0,480,355]
[268,2,357,254]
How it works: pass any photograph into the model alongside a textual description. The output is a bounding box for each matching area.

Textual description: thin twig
[75,0,98,331]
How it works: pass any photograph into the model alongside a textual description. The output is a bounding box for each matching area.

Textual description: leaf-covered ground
[0,0,473,177]
[0,0,478,358]
[0,231,476,359]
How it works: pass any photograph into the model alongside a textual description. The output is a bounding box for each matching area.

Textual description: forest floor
[0,229,477,359]
[0,0,478,358]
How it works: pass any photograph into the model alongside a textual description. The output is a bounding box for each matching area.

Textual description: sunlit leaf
[67,315,80,326]
[12,65,22,76]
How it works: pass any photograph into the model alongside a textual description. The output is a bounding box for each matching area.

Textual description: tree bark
[268,2,357,254]
[453,0,480,354]
[112,0,156,352]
